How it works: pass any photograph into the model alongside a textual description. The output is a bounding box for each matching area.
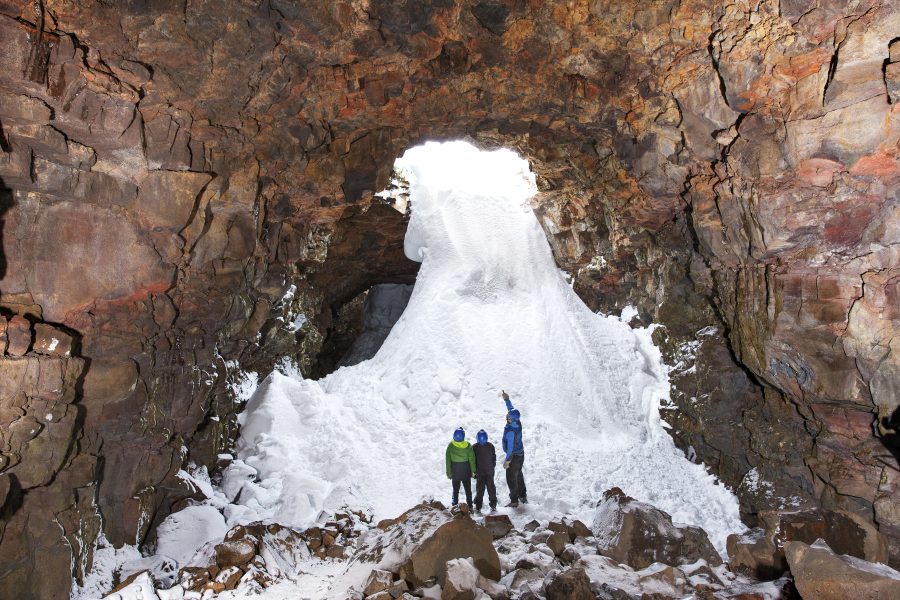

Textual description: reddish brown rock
[215,539,257,569]
[215,566,244,590]
[6,316,31,356]
[354,504,500,589]
[592,488,722,569]
[482,514,513,539]
[545,567,593,600]
[0,316,8,355]
[32,323,72,357]
[786,540,900,600]
[363,568,393,596]
[729,509,891,580]
[546,532,569,557]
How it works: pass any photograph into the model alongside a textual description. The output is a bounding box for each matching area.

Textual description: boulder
[6,316,31,356]
[592,487,722,569]
[770,509,888,564]
[442,557,480,600]
[400,513,500,586]
[547,521,570,540]
[32,324,73,357]
[728,509,890,579]
[545,567,593,600]
[567,520,592,540]
[482,514,513,539]
[727,528,782,579]
[499,568,543,595]
[307,526,323,549]
[363,568,393,596]
[559,545,581,565]
[636,563,686,597]
[214,565,243,590]
[352,504,500,588]
[786,539,900,600]
[0,316,7,354]
[386,579,410,597]
[523,520,540,532]
[215,538,257,568]
[476,574,509,600]
[546,532,568,557]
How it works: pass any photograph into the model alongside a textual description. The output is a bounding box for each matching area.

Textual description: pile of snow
[218,140,743,551]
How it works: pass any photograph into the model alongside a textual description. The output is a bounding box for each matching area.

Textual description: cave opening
[308,137,544,379]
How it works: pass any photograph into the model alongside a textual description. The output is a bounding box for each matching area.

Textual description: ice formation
[220,140,744,553]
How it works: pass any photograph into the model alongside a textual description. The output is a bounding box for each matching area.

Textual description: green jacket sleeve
[445,444,451,477]
[467,444,476,473]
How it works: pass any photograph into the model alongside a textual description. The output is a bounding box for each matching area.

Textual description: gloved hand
[501,390,509,401]
[503,460,510,469]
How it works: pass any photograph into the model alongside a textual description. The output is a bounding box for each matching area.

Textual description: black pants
[506,454,526,502]
[450,461,473,506]
[474,473,497,510]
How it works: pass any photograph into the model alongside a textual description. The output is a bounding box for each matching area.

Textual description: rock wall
[0,1,897,596]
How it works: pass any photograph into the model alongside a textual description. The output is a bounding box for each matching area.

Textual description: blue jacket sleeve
[504,398,514,411]
[503,430,515,461]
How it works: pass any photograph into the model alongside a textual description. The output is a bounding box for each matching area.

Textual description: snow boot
[520,496,528,504]
[505,501,519,508]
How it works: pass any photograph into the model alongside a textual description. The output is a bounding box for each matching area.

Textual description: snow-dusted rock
[475,574,509,600]
[636,563,687,597]
[363,568,393,595]
[443,557,480,600]
[102,572,159,600]
[592,487,722,569]
[214,538,256,569]
[352,504,500,588]
[567,519,592,540]
[727,527,782,579]
[786,539,900,600]
[728,508,890,580]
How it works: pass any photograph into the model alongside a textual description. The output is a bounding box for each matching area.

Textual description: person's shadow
[879,406,900,470]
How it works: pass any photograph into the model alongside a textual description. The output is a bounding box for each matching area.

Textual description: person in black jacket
[473,429,497,513]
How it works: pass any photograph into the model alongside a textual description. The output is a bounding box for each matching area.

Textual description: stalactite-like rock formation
[0,1,897,597]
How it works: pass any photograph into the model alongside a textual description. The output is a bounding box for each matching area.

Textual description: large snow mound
[222,140,744,552]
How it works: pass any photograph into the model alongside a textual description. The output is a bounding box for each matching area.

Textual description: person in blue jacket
[501,390,527,507]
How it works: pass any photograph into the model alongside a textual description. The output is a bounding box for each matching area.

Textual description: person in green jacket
[446,427,476,508]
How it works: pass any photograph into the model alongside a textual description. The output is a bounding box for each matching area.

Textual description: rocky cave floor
[103,487,899,600]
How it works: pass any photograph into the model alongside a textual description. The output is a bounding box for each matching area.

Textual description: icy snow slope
[223,141,744,551]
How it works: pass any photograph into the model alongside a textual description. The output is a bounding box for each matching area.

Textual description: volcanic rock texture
[0,1,897,597]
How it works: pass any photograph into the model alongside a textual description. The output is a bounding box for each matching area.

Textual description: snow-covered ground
[75,140,745,599]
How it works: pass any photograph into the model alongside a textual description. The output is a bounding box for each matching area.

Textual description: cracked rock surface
[0,1,898,596]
